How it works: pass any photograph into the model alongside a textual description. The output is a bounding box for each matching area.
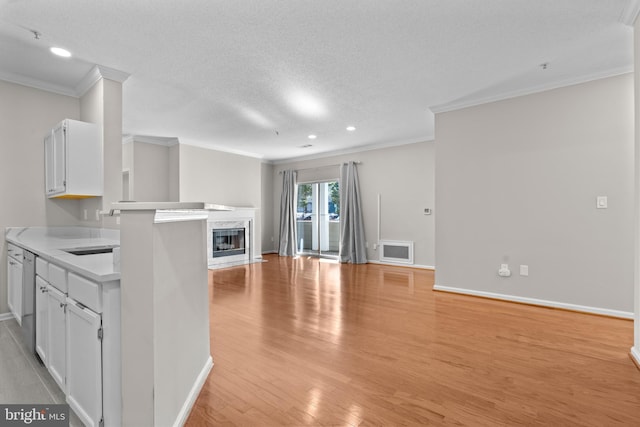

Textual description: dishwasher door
[21,250,36,354]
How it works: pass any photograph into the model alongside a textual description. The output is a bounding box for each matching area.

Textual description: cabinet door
[44,125,65,196]
[8,257,23,325]
[35,277,49,365]
[66,301,102,427]
[44,130,55,195]
[47,285,66,392]
[6,258,14,315]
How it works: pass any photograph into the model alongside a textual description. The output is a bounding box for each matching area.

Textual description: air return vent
[379,240,414,265]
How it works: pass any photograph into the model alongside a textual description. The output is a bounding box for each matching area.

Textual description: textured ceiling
[0,0,635,161]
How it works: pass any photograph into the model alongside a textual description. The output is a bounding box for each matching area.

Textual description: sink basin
[63,246,117,256]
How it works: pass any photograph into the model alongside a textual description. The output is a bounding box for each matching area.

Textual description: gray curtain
[278,169,297,256]
[339,162,367,264]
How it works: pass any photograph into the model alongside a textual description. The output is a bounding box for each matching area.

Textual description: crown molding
[0,64,130,98]
[431,66,633,114]
[269,136,434,165]
[124,135,180,147]
[75,65,130,97]
[0,71,78,97]
[178,138,266,159]
[619,0,640,25]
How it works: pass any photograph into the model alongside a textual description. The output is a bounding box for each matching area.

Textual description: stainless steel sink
[63,246,117,256]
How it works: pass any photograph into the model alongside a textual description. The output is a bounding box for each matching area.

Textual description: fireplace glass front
[212,228,246,258]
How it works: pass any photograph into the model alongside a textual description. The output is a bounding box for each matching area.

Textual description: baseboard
[433,285,633,319]
[368,260,435,270]
[262,250,277,255]
[172,355,213,427]
[630,347,640,371]
[0,312,13,322]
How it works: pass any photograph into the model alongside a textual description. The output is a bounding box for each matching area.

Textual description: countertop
[111,201,234,211]
[5,227,120,282]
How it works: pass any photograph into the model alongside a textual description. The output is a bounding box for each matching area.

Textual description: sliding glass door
[296,181,340,258]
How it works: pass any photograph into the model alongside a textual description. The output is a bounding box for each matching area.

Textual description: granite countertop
[5,227,120,282]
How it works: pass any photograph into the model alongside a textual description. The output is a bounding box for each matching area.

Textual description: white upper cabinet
[44,119,102,199]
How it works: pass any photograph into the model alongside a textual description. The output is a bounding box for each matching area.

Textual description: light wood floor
[186,255,640,426]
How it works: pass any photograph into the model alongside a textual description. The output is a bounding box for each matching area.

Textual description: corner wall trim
[172,356,213,427]
[630,347,640,370]
[0,312,13,322]
[433,285,633,319]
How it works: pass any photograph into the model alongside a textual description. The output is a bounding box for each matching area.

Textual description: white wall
[80,78,123,229]
[168,144,180,202]
[435,74,634,315]
[261,162,275,253]
[271,141,435,267]
[177,144,263,255]
[124,141,172,202]
[633,17,640,360]
[0,80,82,314]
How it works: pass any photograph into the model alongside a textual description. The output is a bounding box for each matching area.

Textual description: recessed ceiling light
[308,134,317,139]
[299,144,313,148]
[346,126,356,131]
[50,47,71,58]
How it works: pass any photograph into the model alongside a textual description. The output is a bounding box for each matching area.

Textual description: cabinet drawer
[7,243,23,261]
[68,272,101,313]
[36,258,49,281]
[48,263,67,293]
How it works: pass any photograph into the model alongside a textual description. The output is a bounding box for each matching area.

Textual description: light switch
[596,196,607,209]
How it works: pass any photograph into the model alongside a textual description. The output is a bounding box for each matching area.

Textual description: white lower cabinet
[7,248,23,325]
[47,284,67,392]
[35,276,49,365]
[66,301,103,427]
[34,260,120,427]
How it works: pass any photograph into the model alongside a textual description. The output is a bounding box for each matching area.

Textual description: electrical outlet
[373,243,377,250]
[116,216,120,225]
[520,265,529,276]
[596,196,608,209]
[498,264,511,277]
[95,209,100,221]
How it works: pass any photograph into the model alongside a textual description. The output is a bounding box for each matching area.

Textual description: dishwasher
[21,250,36,354]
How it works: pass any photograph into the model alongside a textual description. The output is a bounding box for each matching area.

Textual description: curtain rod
[278,161,361,174]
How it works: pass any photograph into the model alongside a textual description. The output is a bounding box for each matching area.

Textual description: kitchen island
[5,226,121,427]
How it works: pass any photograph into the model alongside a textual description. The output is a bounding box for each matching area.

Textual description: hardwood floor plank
[187,255,640,426]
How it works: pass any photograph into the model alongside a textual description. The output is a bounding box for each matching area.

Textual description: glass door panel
[296,181,339,258]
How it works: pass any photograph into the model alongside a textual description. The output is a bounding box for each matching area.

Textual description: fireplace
[207,214,253,268]
[212,228,246,258]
